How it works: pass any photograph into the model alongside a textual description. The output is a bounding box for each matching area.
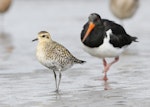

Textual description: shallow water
[0,0,150,107]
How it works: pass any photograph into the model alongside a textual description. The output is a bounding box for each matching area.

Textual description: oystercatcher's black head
[82,13,102,42]
[88,13,102,24]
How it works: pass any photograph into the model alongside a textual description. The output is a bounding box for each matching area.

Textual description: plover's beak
[82,22,95,42]
[32,38,38,42]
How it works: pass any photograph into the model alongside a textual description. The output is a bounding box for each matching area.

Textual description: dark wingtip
[74,59,86,64]
[80,60,86,64]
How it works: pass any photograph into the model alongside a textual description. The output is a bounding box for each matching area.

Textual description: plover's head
[32,31,52,42]
[82,13,102,42]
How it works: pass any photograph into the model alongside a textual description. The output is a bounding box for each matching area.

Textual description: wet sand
[0,0,150,107]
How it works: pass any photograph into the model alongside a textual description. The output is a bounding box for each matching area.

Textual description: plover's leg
[57,71,62,92]
[103,57,119,81]
[52,70,58,90]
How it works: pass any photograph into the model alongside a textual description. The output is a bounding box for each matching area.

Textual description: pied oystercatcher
[81,13,138,81]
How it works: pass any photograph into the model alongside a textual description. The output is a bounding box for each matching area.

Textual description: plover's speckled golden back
[32,31,85,91]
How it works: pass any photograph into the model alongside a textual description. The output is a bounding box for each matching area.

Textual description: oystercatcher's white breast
[82,29,128,58]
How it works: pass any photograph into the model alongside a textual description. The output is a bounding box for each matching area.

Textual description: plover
[81,13,138,81]
[33,31,85,91]
[0,0,12,13]
[110,0,139,24]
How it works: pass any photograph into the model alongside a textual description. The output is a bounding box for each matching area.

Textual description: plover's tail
[73,58,86,64]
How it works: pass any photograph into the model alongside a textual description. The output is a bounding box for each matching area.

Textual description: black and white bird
[81,13,138,81]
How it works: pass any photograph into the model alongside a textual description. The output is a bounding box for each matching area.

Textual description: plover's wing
[50,42,75,62]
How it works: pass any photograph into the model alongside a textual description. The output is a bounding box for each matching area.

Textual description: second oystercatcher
[81,13,137,81]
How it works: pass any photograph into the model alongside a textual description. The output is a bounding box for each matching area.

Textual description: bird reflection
[0,32,14,60]
[103,80,112,90]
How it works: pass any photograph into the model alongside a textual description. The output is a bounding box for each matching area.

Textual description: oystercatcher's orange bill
[82,22,95,42]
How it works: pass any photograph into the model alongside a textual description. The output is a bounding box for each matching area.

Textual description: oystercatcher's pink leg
[102,57,119,81]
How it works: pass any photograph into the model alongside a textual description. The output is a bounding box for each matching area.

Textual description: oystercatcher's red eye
[94,18,98,22]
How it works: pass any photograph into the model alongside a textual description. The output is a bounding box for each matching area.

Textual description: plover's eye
[42,35,45,37]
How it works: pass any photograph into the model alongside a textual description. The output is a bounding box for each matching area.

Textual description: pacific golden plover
[33,31,86,92]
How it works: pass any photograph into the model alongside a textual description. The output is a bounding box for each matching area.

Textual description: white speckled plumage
[33,31,85,91]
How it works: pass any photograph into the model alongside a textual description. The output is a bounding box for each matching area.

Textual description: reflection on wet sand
[103,81,112,90]
[0,32,14,60]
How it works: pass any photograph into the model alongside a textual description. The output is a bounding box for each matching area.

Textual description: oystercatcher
[81,13,137,81]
